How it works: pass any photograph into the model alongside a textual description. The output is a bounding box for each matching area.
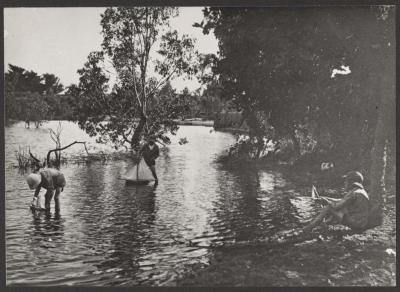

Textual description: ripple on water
[6,123,314,286]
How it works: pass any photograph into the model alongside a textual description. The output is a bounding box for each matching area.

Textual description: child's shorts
[54,173,66,189]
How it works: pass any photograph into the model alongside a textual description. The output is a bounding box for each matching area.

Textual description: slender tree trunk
[46,141,88,168]
[244,109,266,159]
[367,39,395,228]
[255,135,265,159]
[289,127,301,158]
[130,113,147,149]
[368,105,387,227]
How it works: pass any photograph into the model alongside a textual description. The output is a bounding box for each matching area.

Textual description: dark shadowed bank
[177,220,396,287]
[177,211,395,286]
[176,162,396,286]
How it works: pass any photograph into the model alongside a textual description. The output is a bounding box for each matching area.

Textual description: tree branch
[122,128,132,144]
[29,149,41,163]
[29,148,44,170]
[46,141,89,167]
[148,65,179,98]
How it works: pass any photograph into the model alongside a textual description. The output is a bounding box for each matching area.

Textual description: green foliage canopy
[73,7,198,149]
[198,6,394,164]
[5,64,68,123]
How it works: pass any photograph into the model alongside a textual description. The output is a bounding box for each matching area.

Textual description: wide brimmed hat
[342,171,364,184]
[26,173,41,190]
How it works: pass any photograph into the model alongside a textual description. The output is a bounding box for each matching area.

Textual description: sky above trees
[4,7,218,91]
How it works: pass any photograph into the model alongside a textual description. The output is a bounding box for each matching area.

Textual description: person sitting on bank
[141,136,160,183]
[26,168,66,212]
[303,171,369,232]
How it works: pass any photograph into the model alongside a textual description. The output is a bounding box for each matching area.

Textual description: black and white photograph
[3,3,396,287]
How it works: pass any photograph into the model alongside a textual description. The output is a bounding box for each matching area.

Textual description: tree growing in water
[73,7,197,149]
[4,64,65,123]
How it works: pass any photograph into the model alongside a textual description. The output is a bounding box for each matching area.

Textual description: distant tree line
[178,80,224,120]
[4,62,222,129]
[5,64,76,125]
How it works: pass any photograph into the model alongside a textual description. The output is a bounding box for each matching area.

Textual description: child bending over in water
[26,168,66,212]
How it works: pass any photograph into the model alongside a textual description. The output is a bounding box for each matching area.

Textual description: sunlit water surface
[6,121,333,286]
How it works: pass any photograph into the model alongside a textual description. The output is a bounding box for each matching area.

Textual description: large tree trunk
[130,113,147,149]
[367,31,395,228]
[369,98,387,227]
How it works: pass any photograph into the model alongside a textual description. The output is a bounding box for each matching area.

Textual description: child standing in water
[26,168,66,212]
[141,136,160,184]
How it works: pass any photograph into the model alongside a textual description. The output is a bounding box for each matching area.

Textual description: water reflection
[30,211,65,247]
[6,123,320,286]
[208,163,307,243]
[94,184,157,284]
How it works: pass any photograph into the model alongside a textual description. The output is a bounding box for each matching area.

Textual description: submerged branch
[46,141,89,167]
[29,149,41,164]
